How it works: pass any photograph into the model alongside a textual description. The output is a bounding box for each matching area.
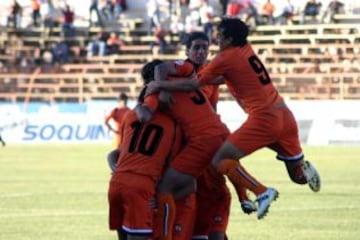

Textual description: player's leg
[110,173,154,240]
[273,148,321,192]
[127,234,151,240]
[173,193,196,240]
[208,232,226,240]
[212,114,281,219]
[155,167,196,240]
[117,228,128,240]
[193,173,231,240]
[212,141,278,219]
[271,107,321,192]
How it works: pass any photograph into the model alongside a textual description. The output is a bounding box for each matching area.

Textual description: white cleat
[302,160,321,192]
[256,187,279,219]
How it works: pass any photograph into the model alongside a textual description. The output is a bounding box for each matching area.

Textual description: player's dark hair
[218,18,248,47]
[185,31,209,50]
[141,59,163,84]
[118,92,128,102]
[137,87,147,103]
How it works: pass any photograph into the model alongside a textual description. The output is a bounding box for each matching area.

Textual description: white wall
[1,100,360,145]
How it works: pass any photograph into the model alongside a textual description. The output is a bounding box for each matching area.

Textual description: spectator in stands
[42,0,57,37]
[300,0,322,24]
[101,0,114,21]
[51,41,69,64]
[199,0,215,43]
[150,25,167,54]
[179,0,190,25]
[303,58,323,73]
[33,47,43,66]
[112,0,127,19]
[87,31,108,57]
[146,0,161,35]
[242,0,260,28]
[321,0,344,23]
[7,0,22,29]
[219,0,229,16]
[226,0,244,18]
[89,0,104,27]
[279,0,296,25]
[31,0,41,27]
[106,31,124,55]
[261,0,275,25]
[61,4,75,38]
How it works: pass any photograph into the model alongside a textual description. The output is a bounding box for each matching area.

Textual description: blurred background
[0,0,360,145]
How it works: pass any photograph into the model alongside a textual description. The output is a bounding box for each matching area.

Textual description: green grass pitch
[0,144,359,240]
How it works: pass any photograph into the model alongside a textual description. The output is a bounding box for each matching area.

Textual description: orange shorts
[108,172,156,234]
[193,183,231,237]
[171,133,227,177]
[173,193,196,240]
[228,106,303,161]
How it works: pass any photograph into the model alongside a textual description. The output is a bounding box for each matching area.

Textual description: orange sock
[153,192,176,240]
[217,159,266,196]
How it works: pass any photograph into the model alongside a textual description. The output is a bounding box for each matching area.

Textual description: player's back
[114,109,181,180]
[200,44,283,114]
[155,89,226,140]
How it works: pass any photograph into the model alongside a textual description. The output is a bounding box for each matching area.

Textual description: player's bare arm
[146,75,225,95]
[154,61,178,82]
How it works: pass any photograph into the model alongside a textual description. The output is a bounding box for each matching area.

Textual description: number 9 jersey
[198,44,284,114]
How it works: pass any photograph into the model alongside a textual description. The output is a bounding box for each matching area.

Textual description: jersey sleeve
[202,85,219,107]
[198,54,227,85]
[173,60,195,77]
[143,94,159,111]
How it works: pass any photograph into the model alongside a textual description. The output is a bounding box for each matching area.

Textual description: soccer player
[104,92,131,148]
[146,18,321,220]
[137,47,229,240]
[192,166,231,240]
[108,60,196,240]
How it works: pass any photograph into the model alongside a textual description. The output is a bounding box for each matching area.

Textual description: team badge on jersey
[214,216,223,223]
[174,223,182,233]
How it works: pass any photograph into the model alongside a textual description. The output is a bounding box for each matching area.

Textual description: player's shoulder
[122,109,137,122]
[173,59,194,76]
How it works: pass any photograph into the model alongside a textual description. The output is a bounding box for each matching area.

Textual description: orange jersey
[201,84,219,107]
[198,44,284,114]
[144,61,227,140]
[113,109,182,181]
[105,107,130,132]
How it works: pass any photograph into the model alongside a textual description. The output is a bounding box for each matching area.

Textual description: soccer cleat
[302,160,321,192]
[240,200,257,214]
[256,187,279,219]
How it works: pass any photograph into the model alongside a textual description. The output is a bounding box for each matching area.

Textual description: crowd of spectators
[0,0,359,103]
[0,0,358,72]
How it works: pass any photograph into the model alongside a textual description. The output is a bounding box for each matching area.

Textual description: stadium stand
[0,0,360,103]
